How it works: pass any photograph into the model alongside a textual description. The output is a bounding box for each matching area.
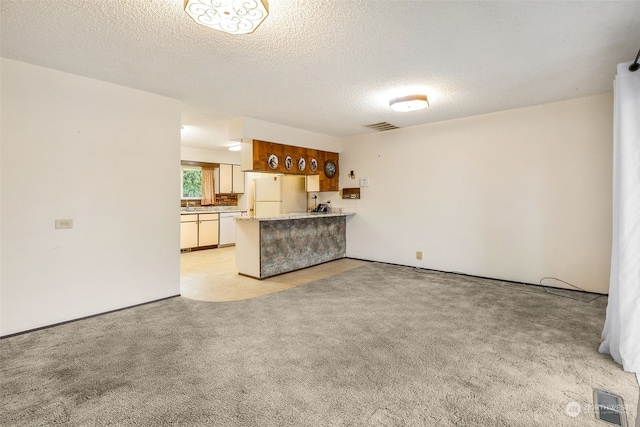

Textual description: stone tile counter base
[235,213,354,279]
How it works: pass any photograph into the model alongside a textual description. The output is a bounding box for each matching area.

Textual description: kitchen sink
[181,207,247,214]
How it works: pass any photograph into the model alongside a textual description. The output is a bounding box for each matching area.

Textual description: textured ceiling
[2,0,639,150]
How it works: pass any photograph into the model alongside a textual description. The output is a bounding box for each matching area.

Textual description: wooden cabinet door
[198,218,219,246]
[319,152,339,191]
[232,164,245,193]
[180,221,198,249]
[306,175,320,192]
[219,164,233,193]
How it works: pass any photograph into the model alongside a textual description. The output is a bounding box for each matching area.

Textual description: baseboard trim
[345,257,608,296]
[0,294,181,339]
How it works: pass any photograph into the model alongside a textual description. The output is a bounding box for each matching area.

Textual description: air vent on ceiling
[365,122,399,132]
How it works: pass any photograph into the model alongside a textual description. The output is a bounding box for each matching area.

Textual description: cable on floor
[539,277,602,302]
[408,267,602,303]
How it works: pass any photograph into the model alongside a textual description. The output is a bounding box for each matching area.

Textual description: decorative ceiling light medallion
[184,0,269,35]
[389,94,429,112]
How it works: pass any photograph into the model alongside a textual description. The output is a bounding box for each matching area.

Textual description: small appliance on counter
[313,203,330,213]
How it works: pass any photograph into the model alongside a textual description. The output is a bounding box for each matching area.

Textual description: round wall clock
[324,160,337,178]
[298,157,306,172]
[268,154,279,169]
[284,155,293,170]
[310,158,318,172]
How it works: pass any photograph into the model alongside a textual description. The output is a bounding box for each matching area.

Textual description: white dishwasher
[219,212,243,247]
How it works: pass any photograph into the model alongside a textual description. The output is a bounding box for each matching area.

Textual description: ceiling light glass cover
[184,0,269,35]
[389,94,429,112]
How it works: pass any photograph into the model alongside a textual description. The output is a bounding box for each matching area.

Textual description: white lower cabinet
[198,213,219,246]
[180,215,198,249]
[180,213,219,249]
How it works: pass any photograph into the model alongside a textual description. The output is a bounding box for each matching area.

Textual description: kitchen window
[181,166,202,199]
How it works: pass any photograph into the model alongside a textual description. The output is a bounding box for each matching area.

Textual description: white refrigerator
[254,176,282,217]
[254,175,306,217]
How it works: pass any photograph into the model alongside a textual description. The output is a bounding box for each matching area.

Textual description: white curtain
[599,60,640,373]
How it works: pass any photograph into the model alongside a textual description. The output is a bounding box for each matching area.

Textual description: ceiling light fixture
[228,143,241,151]
[389,94,429,112]
[184,0,269,35]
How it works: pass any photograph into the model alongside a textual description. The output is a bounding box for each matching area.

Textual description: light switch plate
[360,178,370,187]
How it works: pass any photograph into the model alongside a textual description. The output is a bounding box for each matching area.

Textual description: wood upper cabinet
[246,139,339,191]
[319,151,339,192]
[252,140,284,173]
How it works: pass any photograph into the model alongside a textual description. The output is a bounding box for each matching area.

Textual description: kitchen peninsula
[235,212,355,279]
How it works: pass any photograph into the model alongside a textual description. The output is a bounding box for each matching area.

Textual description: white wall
[335,94,613,293]
[1,59,182,335]
[230,117,341,153]
[0,64,3,331]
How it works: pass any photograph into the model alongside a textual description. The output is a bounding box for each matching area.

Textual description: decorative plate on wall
[324,160,337,178]
[298,157,306,172]
[284,155,293,170]
[268,154,279,169]
[310,158,318,172]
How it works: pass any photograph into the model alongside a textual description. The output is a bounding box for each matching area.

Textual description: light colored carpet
[1,262,637,426]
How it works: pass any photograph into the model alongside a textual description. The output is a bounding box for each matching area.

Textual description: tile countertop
[180,207,247,214]
[236,212,356,221]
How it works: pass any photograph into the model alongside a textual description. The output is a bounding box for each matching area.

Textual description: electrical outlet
[416,251,423,260]
[55,219,73,229]
[360,178,370,187]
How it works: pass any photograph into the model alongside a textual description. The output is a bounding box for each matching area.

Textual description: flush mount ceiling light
[389,94,429,112]
[184,0,269,35]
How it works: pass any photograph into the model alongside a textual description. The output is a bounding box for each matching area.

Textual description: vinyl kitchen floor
[180,246,369,302]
